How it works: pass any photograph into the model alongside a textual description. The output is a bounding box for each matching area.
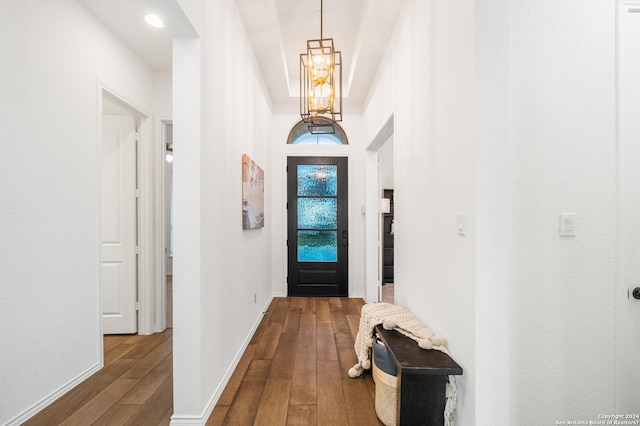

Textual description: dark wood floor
[209,297,382,425]
[24,297,381,425]
[24,330,174,426]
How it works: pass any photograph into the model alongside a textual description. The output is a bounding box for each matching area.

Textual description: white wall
[172,33,203,419]
[379,137,394,191]
[363,0,477,423]
[171,0,275,421]
[0,0,156,424]
[505,0,616,423]
[475,0,510,422]
[154,70,173,118]
[364,0,618,424]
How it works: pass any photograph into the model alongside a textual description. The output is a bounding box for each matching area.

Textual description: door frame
[157,118,173,331]
[286,156,349,296]
[98,84,164,339]
[283,152,352,297]
[615,0,640,412]
[365,113,395,303]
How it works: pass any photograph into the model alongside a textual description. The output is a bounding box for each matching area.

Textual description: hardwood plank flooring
[212,297,383,425]
[25,297,381,426]
[24,330,173,426]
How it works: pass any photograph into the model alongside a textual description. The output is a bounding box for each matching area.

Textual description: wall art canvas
[242,154,265,229]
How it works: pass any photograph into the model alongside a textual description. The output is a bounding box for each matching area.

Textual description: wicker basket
[372,342,399,426]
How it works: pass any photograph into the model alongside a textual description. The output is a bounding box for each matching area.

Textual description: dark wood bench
[374,325,463,426]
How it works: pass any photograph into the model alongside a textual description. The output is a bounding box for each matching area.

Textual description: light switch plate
[457,212,466,236]
[559,213,576,237]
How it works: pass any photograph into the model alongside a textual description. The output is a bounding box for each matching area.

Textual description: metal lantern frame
[299,2,342,134]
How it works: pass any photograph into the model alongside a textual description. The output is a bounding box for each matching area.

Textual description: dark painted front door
[287,156,348,296]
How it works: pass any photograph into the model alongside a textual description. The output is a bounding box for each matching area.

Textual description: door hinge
[135,189,140,198]
[135,302,140,311]
[286,202,288,209]
[286,239,288,247]
[135,246,140,254]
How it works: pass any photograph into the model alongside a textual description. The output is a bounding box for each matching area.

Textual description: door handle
[633,287,640,300]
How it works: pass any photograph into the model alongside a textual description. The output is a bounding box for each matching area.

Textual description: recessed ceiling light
[144,14,165,28]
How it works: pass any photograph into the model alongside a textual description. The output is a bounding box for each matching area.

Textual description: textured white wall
[153,70,173,119]
[171,0,275,421]
[363,0,477,423]
[364,0,618,424]
[379,138,394,191]
[507,0,616,423]
[172,34,203,418]
[0,0,154,423]
[200,0,273,413]
[475,0,510,423]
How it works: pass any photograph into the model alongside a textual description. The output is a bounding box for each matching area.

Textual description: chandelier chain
[320,0,323,39]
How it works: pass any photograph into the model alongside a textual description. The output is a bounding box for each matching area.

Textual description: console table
[374,325,463,425]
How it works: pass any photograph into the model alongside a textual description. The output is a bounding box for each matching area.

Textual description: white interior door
[621,1,640,411]
[102,114,137,334]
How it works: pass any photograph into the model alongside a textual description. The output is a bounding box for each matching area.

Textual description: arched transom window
[287,118,348,145]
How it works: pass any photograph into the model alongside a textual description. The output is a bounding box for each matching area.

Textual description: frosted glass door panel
[298,230,338,262]
[297,198,337,229]
[297,165,337,196]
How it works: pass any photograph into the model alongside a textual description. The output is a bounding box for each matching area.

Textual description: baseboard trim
[167,416,204,426]
[5,362,102,426]
[169,295,274,426]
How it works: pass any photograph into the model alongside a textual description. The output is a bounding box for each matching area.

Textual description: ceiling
[79,0,174,70]
[79,0,405,107]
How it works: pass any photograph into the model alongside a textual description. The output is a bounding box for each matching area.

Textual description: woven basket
[372,355,399,426]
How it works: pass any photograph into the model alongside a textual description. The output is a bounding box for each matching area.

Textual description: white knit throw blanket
[348,302,458,426]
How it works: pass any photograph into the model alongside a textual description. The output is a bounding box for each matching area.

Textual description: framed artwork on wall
[242,154,265,229]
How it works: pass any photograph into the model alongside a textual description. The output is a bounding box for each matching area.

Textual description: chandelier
[299,0,342,134]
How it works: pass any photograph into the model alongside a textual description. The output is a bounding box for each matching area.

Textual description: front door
[287,156,348,296]
[102,114,138,334]
[621,1,640,411]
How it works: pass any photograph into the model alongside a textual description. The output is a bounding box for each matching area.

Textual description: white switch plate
[457,212,466,236]
[559,212,576,237]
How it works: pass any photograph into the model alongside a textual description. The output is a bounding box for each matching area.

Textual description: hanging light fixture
[300,0,342,134]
